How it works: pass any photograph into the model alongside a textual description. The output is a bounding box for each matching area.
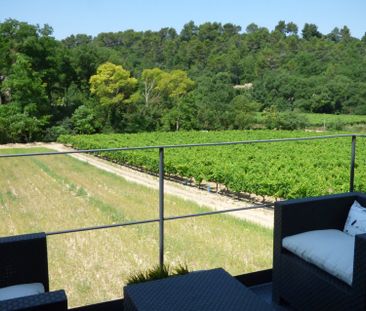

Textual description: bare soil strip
[0,142,274,227]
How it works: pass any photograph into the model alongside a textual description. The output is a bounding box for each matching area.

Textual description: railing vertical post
[159,147,165,268]
[350,135,356,192]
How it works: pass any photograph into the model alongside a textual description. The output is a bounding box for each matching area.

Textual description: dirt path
[0,142,274,228]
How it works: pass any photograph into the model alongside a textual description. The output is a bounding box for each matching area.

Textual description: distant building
[233,83,253,90]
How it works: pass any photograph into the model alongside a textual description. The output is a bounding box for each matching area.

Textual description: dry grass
[0,148,273,307]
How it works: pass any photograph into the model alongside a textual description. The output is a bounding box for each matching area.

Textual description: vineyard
[58,130,366,199]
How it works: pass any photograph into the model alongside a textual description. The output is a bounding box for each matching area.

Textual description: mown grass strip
[0,147,273,307]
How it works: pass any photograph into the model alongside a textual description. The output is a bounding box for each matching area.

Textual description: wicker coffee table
[124,268,273,311]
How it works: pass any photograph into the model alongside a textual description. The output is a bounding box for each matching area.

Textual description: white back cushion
[344,200,366,237]
[0,283,45,301]
[283,229,354,285]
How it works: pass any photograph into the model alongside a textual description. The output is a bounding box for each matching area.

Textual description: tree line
[0,19,366,143]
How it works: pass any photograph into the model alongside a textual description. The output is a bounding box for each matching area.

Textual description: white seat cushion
[0,283,45,301]
[344,200,366,237]
[282,229,354,285]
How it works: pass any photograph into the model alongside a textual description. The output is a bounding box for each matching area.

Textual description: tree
[310,87,334,113]
[0,104,48,142]
[302,23,322,40]
[286,22,298,36]
[89,62,138,106]
[198,22,223,41]
[62,34,93,48]
[161,96,199,131]
[246,26,271,52]
[246,23,259,34]
[89,62,139,131]
[141,68,165,106]
[141,68,194,105]
[361,32,366,44]
[1,18,366,141]
[275,21,287,35]
[223,23,241,37]
[340,26,351,41]
[157,70,194,130]
[157,70,194,101]
[71,105,101,134]
[229,94,260,129]
[1,53,48,115]
[328,27,341,42]
[180,21,198,41]
[0,19,39,72]
[8,113,48,142]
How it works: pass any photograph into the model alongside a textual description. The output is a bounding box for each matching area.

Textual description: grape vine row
[58,130,366,199]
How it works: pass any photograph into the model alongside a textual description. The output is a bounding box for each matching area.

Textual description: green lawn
[302,113,366,126]
[255,112,366,127]
[0,148,272,307]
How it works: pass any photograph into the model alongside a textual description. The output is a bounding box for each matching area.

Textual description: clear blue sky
[1,0,365,39]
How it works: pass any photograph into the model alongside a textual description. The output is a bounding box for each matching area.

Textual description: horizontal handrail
[46,203,274,236]
[0,134,363,158]
[164,203,274,222]
[1,133,361,267]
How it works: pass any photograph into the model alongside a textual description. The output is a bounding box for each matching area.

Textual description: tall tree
[89,62,138,107]
[1,53,48,115]
[286,22,298,36]
[89,62,138,130]
[302,23,322,40]
[340,26,351,41]
[158,69,195,101]
[275,20,287,35]
[328,27,341,42]
[141,68,165,106]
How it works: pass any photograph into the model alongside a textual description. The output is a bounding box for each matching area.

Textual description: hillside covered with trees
[0,19,366,142]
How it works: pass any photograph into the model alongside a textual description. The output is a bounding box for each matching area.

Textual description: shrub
[263,107,308,130]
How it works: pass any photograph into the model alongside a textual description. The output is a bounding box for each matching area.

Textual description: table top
[124,268,273,311]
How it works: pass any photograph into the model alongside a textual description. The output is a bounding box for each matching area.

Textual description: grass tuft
[126,264,189,285]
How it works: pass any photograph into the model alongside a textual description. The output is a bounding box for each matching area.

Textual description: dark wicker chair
[272,192,366,311]
[0,232,67,310]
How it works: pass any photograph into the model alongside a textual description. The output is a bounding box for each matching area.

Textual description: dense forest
[0,19,366,143]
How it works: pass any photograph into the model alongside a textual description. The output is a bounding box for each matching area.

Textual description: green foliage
[71,105,102,134]
[43,124,72,142]
[302,23,322,40]
[89,62,138,106]
[158,70,195,100]
[263,107,308,130]
[1,18,366,142]
[141,68,194,109]
[1,53,48,113]
[141,68,165,106]
[0,105,49,143]
[229,95,261,129]
[126,264,189,285]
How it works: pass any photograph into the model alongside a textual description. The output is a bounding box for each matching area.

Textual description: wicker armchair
[0,232,67,310]
[272,192,366,311]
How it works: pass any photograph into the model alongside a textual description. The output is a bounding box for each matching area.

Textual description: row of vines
[58,130,366,199]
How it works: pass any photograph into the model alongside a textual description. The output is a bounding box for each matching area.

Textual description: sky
[1,0,365,39]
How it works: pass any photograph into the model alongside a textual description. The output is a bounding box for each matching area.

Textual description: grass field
[254,112,366,128]
[302,113,366,127]
[0,148,272,307]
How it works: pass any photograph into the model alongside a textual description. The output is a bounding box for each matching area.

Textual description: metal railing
[0,133,364,267]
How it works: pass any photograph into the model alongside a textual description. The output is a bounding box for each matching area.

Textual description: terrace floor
[250,283,291,310]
